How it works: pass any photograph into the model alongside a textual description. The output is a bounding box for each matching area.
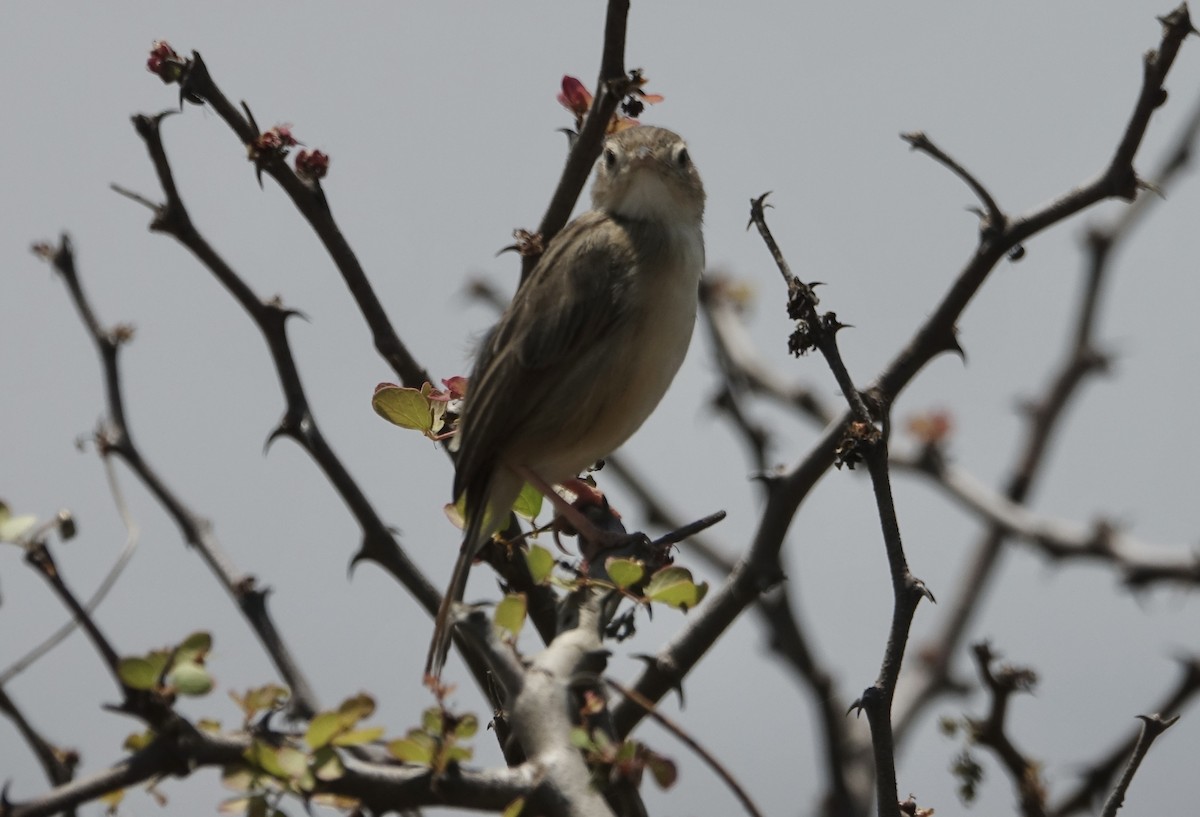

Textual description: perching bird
[426,125,706,680]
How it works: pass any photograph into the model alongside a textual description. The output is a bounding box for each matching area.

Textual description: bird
[426,125,706,680]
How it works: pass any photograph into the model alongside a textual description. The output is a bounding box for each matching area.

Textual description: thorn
[263,425,288,454]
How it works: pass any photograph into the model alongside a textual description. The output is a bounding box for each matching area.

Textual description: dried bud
[294,148,330,182]
[835,420,880,470]
[146,40,185,84]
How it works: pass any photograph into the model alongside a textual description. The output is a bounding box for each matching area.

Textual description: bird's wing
[453,210,638,504]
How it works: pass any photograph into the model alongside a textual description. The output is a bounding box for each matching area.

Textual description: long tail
[425,491,494,681]
[424,540,477,681]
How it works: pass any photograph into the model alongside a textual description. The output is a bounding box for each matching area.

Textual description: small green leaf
[421,707,444,735]
[525,545,555,584]
[454,713,479,739]
[311,746,345,781]
[175,631,212,663]
[245,742,287,779]
[123,729,155,751]
[493,593,527,640]
[305,711,341,749]
[645,566,708,610]
[167,661,213,696]
[501,796,527,817]
[372,385,433,432]
[197,718,222,733]
[389,733,435,765]
[511,482,543,520]
[337,692,376,722]
[332,726,385,747]
[118,657,161,690]
[606,557,645,589]
[444,745,473,763]
[646,752,678,789]
[99,788,125,814]
[272,745,310,782]
[569,727,595,751]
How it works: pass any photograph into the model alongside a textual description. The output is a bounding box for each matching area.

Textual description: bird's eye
[676,146,690,167]
[603,147,618,170]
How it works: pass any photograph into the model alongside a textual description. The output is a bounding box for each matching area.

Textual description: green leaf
[311,746,345,781]
[501,797,527,817]
[372,385,433,433]
[245,742,287,779]
[645,566,708,610]
[389,734,434,765]
[123,729,155,751]
[511,482,543,520]
[646,752,678,789]
[166,661,213,696]
[118,657,161,690]
[525,545,555,584]
[337,692,376,722]
[0,501,37,544]
[569,727,595,751]
[272,746,311,783]
[606,557,644,589]
[421,707,444,735]
[332,726,384,747]
[175,631,212,663]
[454,713,479,739]
[444,745,473,763]
[493,593,527,640]
[305,711,341,749]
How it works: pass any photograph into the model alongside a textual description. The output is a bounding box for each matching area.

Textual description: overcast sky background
[3,3,1200,815]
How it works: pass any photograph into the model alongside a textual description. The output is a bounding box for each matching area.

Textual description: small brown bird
[426,125,706,679]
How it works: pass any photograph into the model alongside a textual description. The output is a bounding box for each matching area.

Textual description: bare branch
[1099,713,1180,817]
[40,234,322,719]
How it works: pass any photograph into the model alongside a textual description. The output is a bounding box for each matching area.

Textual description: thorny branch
[38,235,321,719]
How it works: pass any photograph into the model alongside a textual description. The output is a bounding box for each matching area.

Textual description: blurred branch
[0,687,77,804]
[1099,713,1180,817]
[607,678,765,817]
[0,457,138,685]
[2,726,533,817]
[896,447,1200,587]
[967,643,1047,817]
[896,48,1200,741]
[40,234,321,720]
[1051,656,1200,817]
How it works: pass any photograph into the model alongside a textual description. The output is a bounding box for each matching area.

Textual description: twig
[521,0,631,283]
[967,643,1047,817]
[606,678,765,817]
[1099,713,1180,817]
[42,233,322,719]
[750,192,933,817]
[1050,655,1200,816]
[901,132,1005,236]
[0,686,77,797]
[0,457,138,685]
[176,55,433,393]
[895,19,1200,739]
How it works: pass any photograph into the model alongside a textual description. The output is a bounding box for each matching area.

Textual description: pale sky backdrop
[3,3,1200,816]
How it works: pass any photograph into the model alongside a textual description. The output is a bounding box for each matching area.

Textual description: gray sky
[3,2,1200,815]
